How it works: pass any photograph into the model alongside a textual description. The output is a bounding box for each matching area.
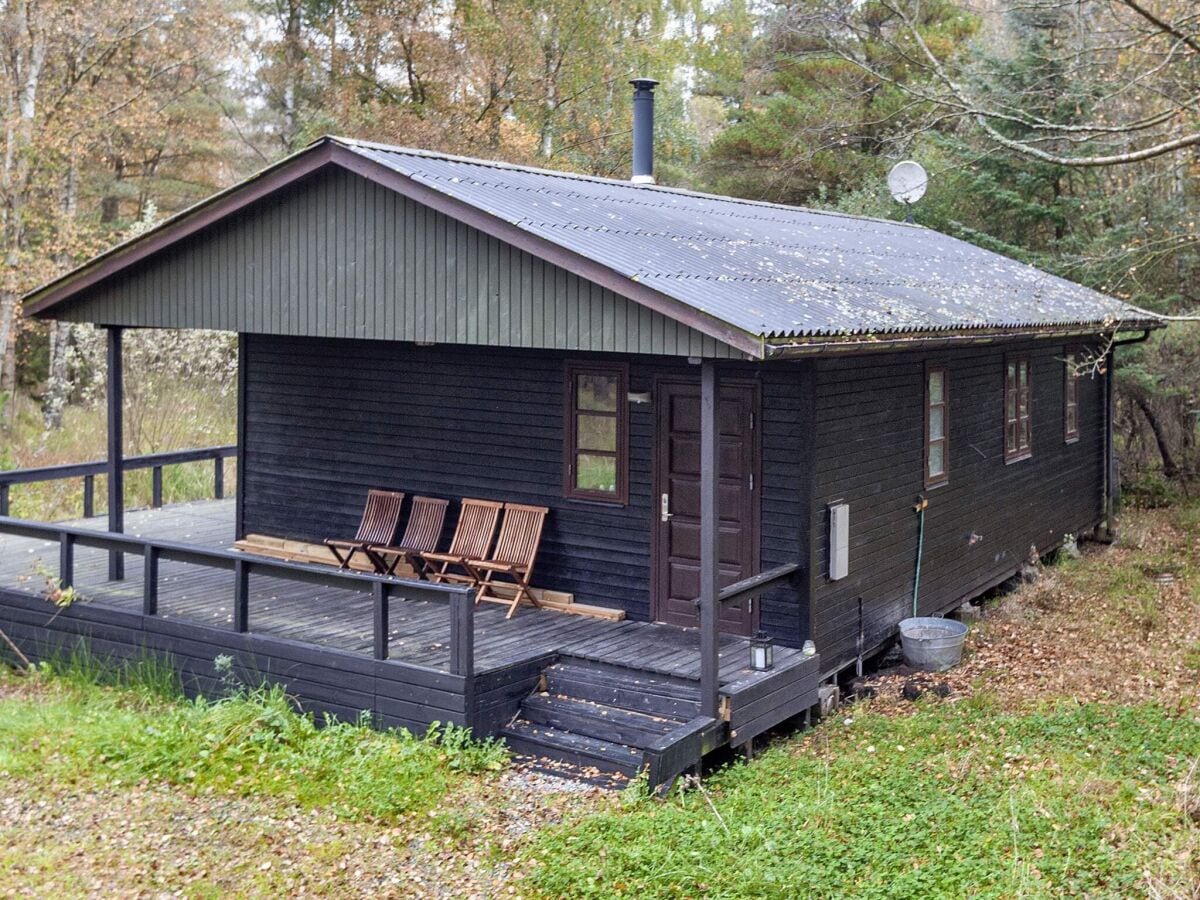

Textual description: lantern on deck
[750,631,774,671]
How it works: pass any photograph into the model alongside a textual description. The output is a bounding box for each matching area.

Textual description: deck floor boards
[0,499,804,683]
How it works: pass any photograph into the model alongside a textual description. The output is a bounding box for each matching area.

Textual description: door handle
[660,493,673,522]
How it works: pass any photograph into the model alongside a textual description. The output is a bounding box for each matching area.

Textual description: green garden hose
[912,496,928,617]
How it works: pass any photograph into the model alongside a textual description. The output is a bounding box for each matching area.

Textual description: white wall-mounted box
[829,502,849,580]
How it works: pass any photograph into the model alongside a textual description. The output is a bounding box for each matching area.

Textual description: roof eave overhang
[24,141,341,318]
[23,138,765,360]
[763,320,1164,359]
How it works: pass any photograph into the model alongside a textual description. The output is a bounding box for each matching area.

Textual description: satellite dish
[888,160,928,223]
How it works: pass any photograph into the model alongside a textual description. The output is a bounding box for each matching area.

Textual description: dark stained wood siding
[807,341,1106,673]
[240,335,809,643]
[758,363,814,643]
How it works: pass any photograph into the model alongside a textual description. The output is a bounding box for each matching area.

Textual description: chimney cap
[629,77,660,91]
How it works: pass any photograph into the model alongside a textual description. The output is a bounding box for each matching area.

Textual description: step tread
[522,693,686,746]
[548,658,702,700]
[502,720,644,776]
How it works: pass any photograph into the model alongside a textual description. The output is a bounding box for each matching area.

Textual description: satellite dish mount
[888,161,928,224]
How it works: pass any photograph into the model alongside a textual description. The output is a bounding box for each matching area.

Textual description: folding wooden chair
[324,489,405,570]
[365,495,449,577]
[419,498,503,585]
[465,503,549,619]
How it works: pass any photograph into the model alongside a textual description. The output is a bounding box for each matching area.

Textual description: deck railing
[695,562,804,717]
[0,516,476,675]
[0,445,237,518]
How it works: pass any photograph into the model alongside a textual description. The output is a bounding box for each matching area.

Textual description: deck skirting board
[0,588,471,734]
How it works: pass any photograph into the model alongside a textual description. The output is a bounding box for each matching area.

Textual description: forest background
[0,0,1195,499]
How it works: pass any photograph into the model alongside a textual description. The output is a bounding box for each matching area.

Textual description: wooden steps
[501,657,716,788]
[545,659,703,720]
[502,721,645,777]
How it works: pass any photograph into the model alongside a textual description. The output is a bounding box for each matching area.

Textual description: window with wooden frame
[925,366,949,488]
[1063,351,1080,443]
[1004,356,1032,462]
[563,362,628,503]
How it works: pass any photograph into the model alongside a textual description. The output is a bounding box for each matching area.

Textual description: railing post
[0,483,8,517]
[373,582,389,660]
[143,545,159,616]
[699,361,720,720]
[106,326,125,581]
[59,531,74,590]
[83,475,95,518]
[449,588,474,677]
[151,466,163,508]
[214,456,225,500]
[233,559,249,632]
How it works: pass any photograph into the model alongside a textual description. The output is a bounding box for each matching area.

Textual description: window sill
[1004,452,1033,465]
[1064,435,1080,445]
[924,477,949,491]
[563,495,628,509]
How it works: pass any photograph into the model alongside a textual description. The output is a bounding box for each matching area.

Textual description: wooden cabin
[2,133,1158,784]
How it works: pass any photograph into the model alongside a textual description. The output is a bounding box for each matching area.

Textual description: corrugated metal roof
[338,137,1152,342]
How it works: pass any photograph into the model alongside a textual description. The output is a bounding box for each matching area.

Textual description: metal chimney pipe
[630,77,659,185]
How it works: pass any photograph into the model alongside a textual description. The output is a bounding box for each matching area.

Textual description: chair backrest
[354,489,405,545]
[491,503,549,569]
[447,498,504,560]
[398,496,449,553]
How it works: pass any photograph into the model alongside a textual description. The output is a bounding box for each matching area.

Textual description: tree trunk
[281,0,304,152]
[43,159,79,428]
[0,294,16,397]
[43,320,71,428]
[1134,394,1179,477]
[0,0,47,401]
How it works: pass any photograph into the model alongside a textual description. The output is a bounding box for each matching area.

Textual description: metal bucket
[899,617,968,672]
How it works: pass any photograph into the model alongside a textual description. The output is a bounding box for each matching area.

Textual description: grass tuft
[0,662,507,826]
[522,702,1200,898]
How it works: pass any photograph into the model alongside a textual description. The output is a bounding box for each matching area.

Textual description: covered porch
[0,498,803,682]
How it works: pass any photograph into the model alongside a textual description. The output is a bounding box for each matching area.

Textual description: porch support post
[234,333,246,541]
[1103,345,1118,539]
[106,326,125,580]
[699,360,720,720]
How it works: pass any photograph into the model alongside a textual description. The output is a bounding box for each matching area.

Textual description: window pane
[928,371,944,404]
[1019,362,1028,388]
[1007,362,1016,385]
[929,405,944,441]
[928,442,944,477]
[1019,418,1029,449]
[577,413,616,451]
[576,454,617,493]
[1006,390,1016,422]
[1067,407,1077,433]
[578,374,618,412]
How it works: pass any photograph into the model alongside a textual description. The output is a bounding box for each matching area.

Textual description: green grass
[522,699,1200,898]
[0,384,235,522]
[0,659,507,827]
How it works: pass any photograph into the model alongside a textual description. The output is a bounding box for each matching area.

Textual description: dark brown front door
[652,380,759,635]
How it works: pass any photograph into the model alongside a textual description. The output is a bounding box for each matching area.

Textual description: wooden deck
[0,499,804,684]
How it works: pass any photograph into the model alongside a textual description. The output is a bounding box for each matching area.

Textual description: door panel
[653,380,759,635]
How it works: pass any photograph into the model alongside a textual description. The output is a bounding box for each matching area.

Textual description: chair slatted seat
[465,503,549,618]
[324,489,405,570]
[420,498,503,585]
[365,496,449,576]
